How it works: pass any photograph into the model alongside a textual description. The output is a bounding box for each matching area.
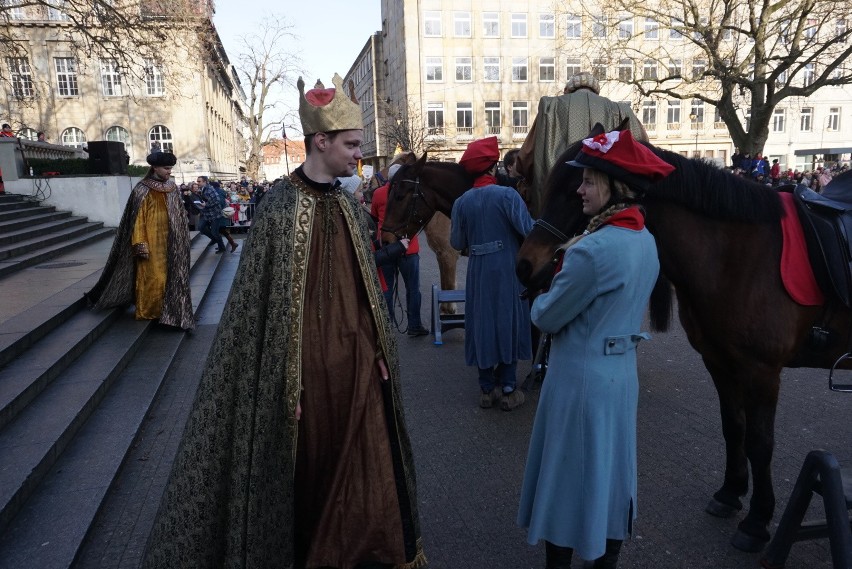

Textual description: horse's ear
[589,122,606,137]
[415,152,428,170]
[401,151,418,166]
[616,117,630,132]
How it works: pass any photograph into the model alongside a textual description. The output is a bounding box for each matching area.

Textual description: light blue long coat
[517,221,659,560]
[450,185,534,367]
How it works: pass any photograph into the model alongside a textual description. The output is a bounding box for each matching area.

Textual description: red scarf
[552,206,645,276]
[472,174,497,188]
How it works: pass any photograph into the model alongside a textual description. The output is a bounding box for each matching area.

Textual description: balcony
[486,125,501,136]
[512,125,529,138]
[456,126,474,140]
[426,127,445,138]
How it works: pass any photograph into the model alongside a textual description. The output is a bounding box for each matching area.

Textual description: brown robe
[141,170,424,569]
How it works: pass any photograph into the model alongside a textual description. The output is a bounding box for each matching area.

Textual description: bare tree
[556,0,852,154]
[378,99,444,159]
[231,15,301,180]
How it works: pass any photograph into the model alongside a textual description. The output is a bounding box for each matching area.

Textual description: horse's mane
[647,146,783,223]
[424,160,473,179]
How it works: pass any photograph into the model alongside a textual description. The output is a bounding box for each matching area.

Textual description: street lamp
[689,113,699,157]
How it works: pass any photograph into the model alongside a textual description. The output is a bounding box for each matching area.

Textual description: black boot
[593,539,622,569]
[545,540,574,569]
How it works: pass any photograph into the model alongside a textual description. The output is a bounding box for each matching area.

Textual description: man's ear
[313,132,328,151]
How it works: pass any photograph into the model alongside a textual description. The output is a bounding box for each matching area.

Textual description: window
[424,11,441,36]
[454,12,471,37]
[592,59,607,81]
[512,57,528,81]
[7,57,33,98]
[539,57,555,81]
[692,59,707,79]
[838,18,848,42]
[670,18,683,39]
[2,1,25,19]
[667,100,681,125]
[690,99,704,126]
[642,101,657,127]
[483,12,499,37]
[668,59,682,79]
[539,13,555,38]
[456,102,473,136]
[54,57,79,96]
[485,101,501,135]
[455,57,472,82]
[105,125,130,146]
[772,108,785,132]
[593,16,607,38]
[484,57,500,81]
[618,59,633,81]
[566,14,581,38]
[565,58,581,78]
[802,63,815,87]
[645,17,659,39]
[426,103,444,136]
[643,59,657,80]
[511,13,527,37]
[61,127,86,148]
[800,107,813,132]
[144,59,164,96]
[100,59,123,96]
[18,128,37,141]
[149,125,173,153]
[776,68,788,86]
[619,14,633,39]
[47,0,69,20]
[694,17,708,41]
[828,107,840,131]
[805,18,817,40]
[425,57,443,82]
[512,102,529,136]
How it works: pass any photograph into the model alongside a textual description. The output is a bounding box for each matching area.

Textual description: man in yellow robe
[86,151,194,330]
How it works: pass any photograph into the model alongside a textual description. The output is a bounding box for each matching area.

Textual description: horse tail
[649,273,673,332]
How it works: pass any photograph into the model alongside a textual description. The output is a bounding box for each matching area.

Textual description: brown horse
[377,154,462,309]
[516,135,852,553]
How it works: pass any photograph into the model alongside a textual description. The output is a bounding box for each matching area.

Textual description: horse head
[515,123,611,291]
[383,152,472,243]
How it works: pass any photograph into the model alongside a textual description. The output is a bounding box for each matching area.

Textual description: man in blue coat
[450,136,534,411]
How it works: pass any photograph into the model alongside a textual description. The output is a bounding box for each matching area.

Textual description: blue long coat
[517,220,659,560]
[450,185,534,367]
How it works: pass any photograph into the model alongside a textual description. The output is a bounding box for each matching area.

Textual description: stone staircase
[0,193,115,279]
[0,195,238,568]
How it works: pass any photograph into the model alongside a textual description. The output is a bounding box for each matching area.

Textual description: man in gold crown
[142,74,425,569]
[515,72,647,218]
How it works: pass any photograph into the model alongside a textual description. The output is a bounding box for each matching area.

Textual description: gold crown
[298,73,363,136]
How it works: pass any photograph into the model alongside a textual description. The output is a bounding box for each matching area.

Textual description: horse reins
[383,177,436,240]
[533,218,572,243]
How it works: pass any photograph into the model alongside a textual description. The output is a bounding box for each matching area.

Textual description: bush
[128,164,149,176]
[27,158,91,176]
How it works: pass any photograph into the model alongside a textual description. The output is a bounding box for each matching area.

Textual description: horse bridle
[382,177,437,239]
[533,218,572,243]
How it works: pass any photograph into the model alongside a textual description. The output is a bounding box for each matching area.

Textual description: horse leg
[704,362,750,518]
[731,373,780,552]
[423,214,459,315]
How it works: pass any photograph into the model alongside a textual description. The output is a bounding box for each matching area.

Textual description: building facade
[358,0,851,171]
[0,2,248,183]
[261,138,304,181]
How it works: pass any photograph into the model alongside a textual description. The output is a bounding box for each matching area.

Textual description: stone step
[0,245,238,569]
[0,204,57,222]
[0,236,223,547]
[0,209,73,233]
[0,216,95,248]
[0,227,115,278]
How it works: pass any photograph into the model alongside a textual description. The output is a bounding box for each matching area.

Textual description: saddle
[792,179,852,308]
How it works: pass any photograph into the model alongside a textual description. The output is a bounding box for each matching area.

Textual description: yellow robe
[132,191,170,320]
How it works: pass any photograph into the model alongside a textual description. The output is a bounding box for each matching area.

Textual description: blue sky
[213,1,382,137]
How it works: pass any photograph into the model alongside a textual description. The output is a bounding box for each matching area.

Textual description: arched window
[61,127,86,148]
[17,128,38,141]
[148,125,173,153]
[105,126,131,158]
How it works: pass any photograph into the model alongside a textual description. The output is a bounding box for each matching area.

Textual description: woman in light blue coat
[518,129,675,569]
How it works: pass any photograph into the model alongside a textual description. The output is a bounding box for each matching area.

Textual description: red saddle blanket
[779,192,825,306]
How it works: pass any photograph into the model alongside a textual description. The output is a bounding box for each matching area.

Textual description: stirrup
[828,352,852,392]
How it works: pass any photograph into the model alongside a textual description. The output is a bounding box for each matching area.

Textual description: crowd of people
[729,148,850,191]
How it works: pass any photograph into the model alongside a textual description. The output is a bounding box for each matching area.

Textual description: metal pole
[283,124,290,176]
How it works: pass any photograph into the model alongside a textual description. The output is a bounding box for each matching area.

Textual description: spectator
[195,175,229,253]
[770,159,781,185]
[0,124,15,138]
[37,131,47,142]
[497,148,522,189]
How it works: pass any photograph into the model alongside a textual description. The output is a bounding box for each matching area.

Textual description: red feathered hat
[460,136,499,174]
[567,129,674,190]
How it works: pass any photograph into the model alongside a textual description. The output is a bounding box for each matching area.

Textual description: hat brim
[566,153,652,191]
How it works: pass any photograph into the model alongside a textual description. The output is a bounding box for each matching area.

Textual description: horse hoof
[705,498,741,518]
[731,529,769,553]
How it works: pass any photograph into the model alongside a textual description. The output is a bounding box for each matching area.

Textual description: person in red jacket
[371,163,429,336]
[770,159,781,186]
